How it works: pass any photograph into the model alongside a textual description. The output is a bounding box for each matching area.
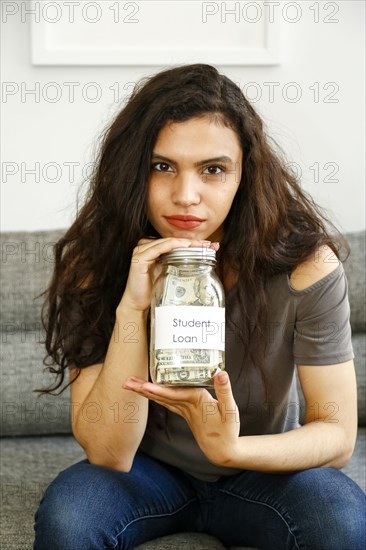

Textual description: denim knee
[283,468,366,550]
[33,459,126,550]
[33,454,199,550]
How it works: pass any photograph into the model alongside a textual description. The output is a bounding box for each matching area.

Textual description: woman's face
[147,116,242,241]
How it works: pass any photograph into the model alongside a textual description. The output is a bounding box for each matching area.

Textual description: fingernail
[217,371,228,384]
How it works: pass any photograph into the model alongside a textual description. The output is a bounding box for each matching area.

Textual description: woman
[34,64,365,549]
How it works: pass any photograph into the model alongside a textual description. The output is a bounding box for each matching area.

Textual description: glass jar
[150,247,225,387]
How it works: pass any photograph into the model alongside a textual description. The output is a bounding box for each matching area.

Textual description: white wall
[1,0,365,232]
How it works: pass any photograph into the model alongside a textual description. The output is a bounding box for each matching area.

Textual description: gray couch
[1,229,365,550]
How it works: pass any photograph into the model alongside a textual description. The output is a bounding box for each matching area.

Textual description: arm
[123,360,357,472]
[225,245,357,471]
[71,306,149,472]
[222,359,357,472]
[71,237,215,471]
[123,245,358,472]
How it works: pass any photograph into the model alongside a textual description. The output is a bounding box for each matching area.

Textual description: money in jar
[150,247,225,387]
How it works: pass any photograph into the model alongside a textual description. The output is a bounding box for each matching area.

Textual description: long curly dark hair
[34,63,347,398]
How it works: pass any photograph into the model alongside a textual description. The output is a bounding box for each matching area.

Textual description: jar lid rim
[160,247,216,261]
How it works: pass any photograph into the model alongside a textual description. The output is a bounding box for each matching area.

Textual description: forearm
[226,422,353,473]
[73,306,149,470]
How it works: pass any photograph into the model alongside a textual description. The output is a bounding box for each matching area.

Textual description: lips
[165,215,205,230]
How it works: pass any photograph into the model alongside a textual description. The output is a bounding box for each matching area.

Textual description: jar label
[154,306,225,351]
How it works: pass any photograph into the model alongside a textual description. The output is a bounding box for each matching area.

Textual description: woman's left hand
[122,371,240,467]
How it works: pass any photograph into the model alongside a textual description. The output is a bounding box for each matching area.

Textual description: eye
[152,162,173,172]
[202,165,225,175]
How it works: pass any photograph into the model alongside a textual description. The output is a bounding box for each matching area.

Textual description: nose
[171,172,201,206]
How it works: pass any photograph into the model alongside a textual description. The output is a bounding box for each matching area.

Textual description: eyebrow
[151,153,234,167]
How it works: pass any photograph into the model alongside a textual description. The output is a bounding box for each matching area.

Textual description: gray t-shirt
[139,262,354,481]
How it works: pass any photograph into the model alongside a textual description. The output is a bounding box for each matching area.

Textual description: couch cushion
[1,332,364,436]
[0,332,71,436]
[0,435,86,549]
[1,434,364,550]
[1,229,364,330]
[352,333,366,425]
[135,533,227,549]
[0,229,65,326]
[1,230,365,437]
[343,231,366,332]
[342,427,366,492]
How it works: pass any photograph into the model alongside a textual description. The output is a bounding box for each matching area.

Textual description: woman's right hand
[118,237,217,313]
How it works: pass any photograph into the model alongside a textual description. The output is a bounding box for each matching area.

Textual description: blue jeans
[34,450,365,550]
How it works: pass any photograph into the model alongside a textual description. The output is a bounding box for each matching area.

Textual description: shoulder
[289,245,340,292]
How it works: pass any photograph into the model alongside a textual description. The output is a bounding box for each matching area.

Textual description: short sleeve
[293,263,354,365]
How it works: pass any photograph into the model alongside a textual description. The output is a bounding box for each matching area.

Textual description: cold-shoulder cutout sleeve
[292,263,354,366]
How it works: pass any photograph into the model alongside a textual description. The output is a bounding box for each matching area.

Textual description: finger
[123,377,210,408]
[123,377,191,402]
[131,238,192,263]
[136,237,216,248]
[213,371,239,423]
[136,237,158,246]
[122,380,183,414]
[122,378,174,400]
[133,238,218,259]
[134,237,191,253]
[139,381,212,408]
